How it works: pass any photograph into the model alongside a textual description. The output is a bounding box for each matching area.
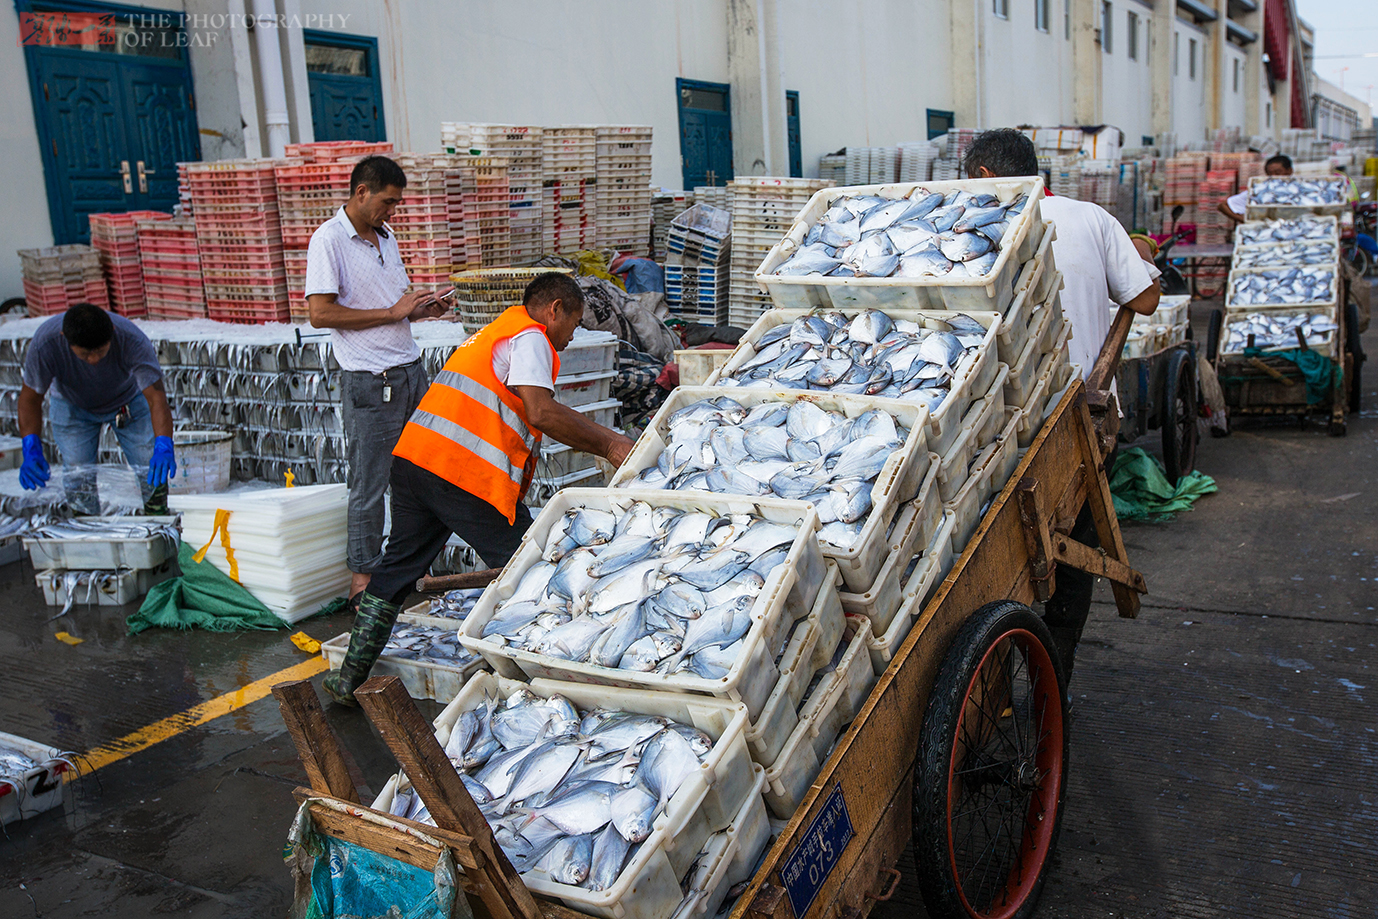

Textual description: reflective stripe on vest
[406,408,524,486]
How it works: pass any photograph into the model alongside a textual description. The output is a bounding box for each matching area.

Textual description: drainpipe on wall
[252,0,292,157]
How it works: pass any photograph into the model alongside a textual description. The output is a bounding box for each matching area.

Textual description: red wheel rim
[944,628,1065,919]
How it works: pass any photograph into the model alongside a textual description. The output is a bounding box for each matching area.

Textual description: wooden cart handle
[1087,305,1136,393]
[415,569,502,594]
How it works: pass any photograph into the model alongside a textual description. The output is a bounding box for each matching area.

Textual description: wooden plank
[733,384,1087,919]
[1016,477,1056,601]
[272,679,360,803]
[293,789,485,872]
[830,775,912,919]
[355,676,543,919]
[1069,392,1141,619]
[1051,532,1147,594]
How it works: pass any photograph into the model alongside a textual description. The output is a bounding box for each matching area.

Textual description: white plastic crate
[544,398,621,449]
[460,488,826,720]
[745,561,845,767]
[672,764,770,919]
[321,612,487,703]
[674,349,733,386]
[558,330,618,377]
[1015,348,1072,448]
[24,516,180,571]
[553,370,616,408]
[170,430,232,495]
[0,730,70,827]
[869,511,958,675]
[708,308,1003,456]
[36,560,177,607]
[1225,265,1338,312]
[996,227,1058,363]
[1004,292,1060,407]
[753,177,1046,316]
[1007,319,1071,409]
[1220,305,1340,359]
[936,363,1009,503]
[762,616,877,819]
[609,386,932,592]
[975,409,1022,507]
[1243,175,1349,220]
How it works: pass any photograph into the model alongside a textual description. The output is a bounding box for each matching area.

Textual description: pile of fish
[389,687,714,891]
[479,500,799,680]
[429,587,485,621]
[1228,267,1335,307]
[1223,312,1338,353]
[718,309,987,413]
[0,513,53,540]
[27,518,180,544]
[1232,241,1338,270]
[0,744,38,785]
[1235,217,1336,245]
[381,621,481,668]
[1248,177,1347,207]
[623,397,907,550]
[768,189,1030,279]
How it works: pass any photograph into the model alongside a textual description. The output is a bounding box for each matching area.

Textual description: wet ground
[2,298,1376,918]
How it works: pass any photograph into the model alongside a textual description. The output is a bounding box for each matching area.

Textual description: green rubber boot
[322,592,401,707]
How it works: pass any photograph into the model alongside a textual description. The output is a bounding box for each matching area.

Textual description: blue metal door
[786,91,802,178]
[121,60,199,211]
[677,79,732,189]
[303,31,385,143]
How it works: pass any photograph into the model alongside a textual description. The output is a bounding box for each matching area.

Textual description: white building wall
[1171,18,1208,144]
[1100,0,1153,145]
[1221,43,1247,131]
[979,0,1070,130]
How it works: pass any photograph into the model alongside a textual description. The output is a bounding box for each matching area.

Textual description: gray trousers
[340,360,428,573]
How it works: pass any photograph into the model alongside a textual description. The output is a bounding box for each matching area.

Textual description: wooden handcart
[275,310,1150,919]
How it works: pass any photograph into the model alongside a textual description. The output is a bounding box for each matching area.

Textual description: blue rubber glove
[148,435,176,487]
[19,434,49,491]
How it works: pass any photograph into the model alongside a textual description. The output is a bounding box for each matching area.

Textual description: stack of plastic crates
[442,124,545,265]
[595,125,653,255]
[664,204,731,326]
[727,177,826,328]
[651,191,694,259]
[1195,170,1238,246]
[543,127,597,256]
[391,153,464,289]
[18,246,106,316]
[450,268,573,330]
[187,159,289,324]
[459,156,511,269]
[818,154,847,185]
[90,211,170,317]
[694,185,732,212]
[1162,154,1207,233]
[137,217,206,319]
[177,163,192,215]
[897,141,938,182]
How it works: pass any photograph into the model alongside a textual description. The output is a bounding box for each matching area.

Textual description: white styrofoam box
[36,561,176,607]
[674,349,733,387]
[746,561,845,767]
[460,489,826,720]
[672,765,770,919]
[321,613,488,703]
[558,330,618,377]
[399,672,756,919]
[24,516,180,571]
[937,363,1009,503]
[754,177,1046,316]
[868,510,957,675]
[996,225,1057,363]
[554,370,616,408]
[0,730,69,826]
[708,308,1002,456]
[838,456,941,630]
[762,616,877,819]
[609,386,932,592]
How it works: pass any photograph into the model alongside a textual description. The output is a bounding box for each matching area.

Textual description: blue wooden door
[677,79,732,189]
[122,60,199,212]
[304,31,385,142]
[786,91,802,178]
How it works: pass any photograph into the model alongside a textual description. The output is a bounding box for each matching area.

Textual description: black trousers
[365,457,534,606]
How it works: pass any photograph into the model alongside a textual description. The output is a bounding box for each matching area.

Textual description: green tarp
[127,541,285,636]
[1242,346,1341,404]
[1109,447,1218,522]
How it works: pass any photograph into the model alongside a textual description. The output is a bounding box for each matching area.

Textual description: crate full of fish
[37,561,177,609]
[868,511,959,675]
[1220,308,1340,359]
[671,763,770,919]
[708,307,1002,456]
[1015,351,1077,449]
[1244,176,1349,220]
[1233,215,1338,247]
[937,365,1008,503]
[1231,240,1339,270]
[994,225,1058,363]
[1225,265,1337,311]
[0,730,72,826]
[460,490,826,719]
[754,177,1046,315]
[945,408,1022,555]
[322,612,485,702]
[372,672,756,919]
[609,387,931,592]
[22,516,180,571]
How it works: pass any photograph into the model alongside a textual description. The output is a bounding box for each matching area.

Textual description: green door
[303,30,385,142]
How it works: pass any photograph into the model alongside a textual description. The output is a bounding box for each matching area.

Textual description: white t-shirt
[492,328,556,391]
[1225,191,1248,216]
[1040,196,1158,378]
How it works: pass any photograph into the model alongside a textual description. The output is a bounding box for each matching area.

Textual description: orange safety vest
[393,306,561,523]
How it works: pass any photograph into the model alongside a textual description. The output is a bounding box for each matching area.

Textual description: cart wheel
[912,601,1068,919]
[1346,301,1364,415]
[1161,349,1198,483]
[1205,309,1222,363]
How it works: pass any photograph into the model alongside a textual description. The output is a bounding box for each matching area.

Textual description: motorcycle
[1155,205,1190,295]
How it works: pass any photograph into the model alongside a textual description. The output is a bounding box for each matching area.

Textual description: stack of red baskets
[90,211,170,317]
[186,160,289,324]
[19,245,107,316]
[137,216,206,320]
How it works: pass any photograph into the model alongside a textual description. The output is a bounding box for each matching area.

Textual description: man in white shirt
[963,128,1161,685]
[305,155,450,611]
[1217,154,1293,226]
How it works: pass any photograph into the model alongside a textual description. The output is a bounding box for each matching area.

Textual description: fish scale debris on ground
[381,622,480,667]
[479,500,800,680]
[623,395,909,550]
[1231,241,1339,270]
[717,308,987,417]
[1227,267,1335,307]
[388,688,714,892]
[1233,216,1337,245]
[1223,311,1338,353]
[1247,177,1347,207]
[768,188,1028,279]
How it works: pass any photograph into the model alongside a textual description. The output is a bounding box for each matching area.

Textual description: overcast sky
[1295,0,1378,113]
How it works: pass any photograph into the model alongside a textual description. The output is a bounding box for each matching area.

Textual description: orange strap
[192,508,240,583]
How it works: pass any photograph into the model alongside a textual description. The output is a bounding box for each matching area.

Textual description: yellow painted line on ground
[74,656,329,776]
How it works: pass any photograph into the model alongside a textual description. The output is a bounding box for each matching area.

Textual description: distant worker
[306,155,452,616]
[1218,154,1293,226]
[963,129,1161,687]
[323,273,637,706]
[18,303,176,514]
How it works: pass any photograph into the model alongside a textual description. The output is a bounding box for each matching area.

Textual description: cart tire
[1346,301,1364,415]
[1205,309,1222,363]
[1161,349,1198,483]
[912,601,1068,919]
